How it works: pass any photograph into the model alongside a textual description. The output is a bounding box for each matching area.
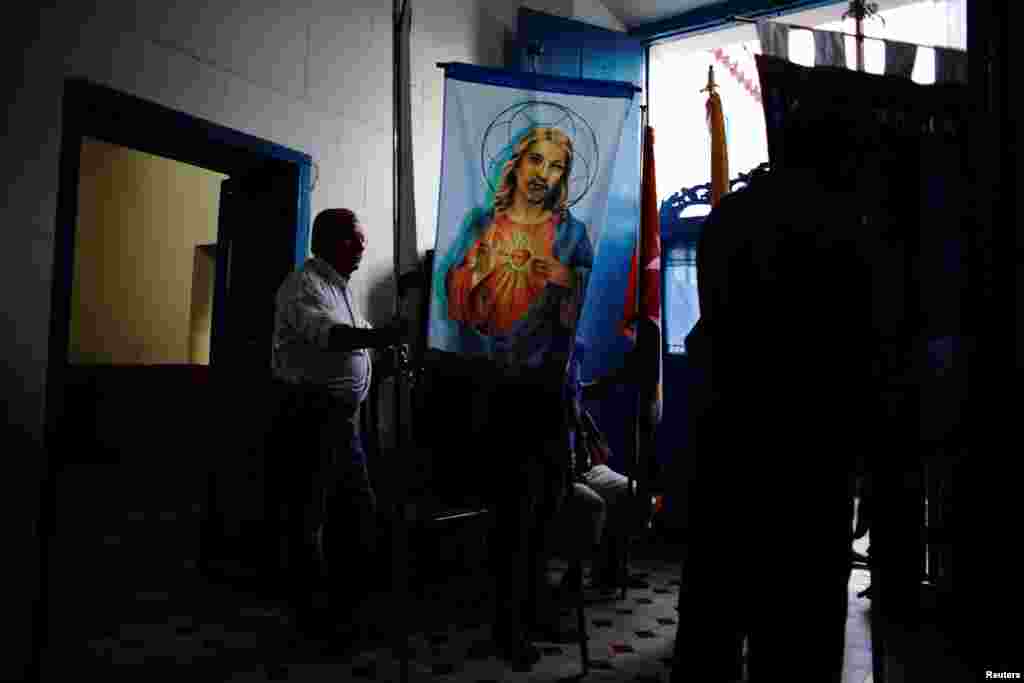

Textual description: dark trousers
[673,407,853,683]
[317,398,378,592]
[267,385,377,605]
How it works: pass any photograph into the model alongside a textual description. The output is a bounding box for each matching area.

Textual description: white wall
[0,0,624,676]
[2,0,628,437]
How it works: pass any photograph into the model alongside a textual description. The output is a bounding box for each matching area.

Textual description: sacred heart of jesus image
[497,231,534,272]
[456,220,560,336]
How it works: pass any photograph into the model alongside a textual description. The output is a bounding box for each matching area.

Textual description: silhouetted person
[672,111,880,682]
[271,208,404,636]
[477,358,575,669]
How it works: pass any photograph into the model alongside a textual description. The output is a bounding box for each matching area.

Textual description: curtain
[813,29,846,68]
[756,21,790,61]
[935,47,968,84]
[884,40,918,79]
[756,52,970,618]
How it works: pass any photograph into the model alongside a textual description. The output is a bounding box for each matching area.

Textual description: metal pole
[392,0,402,320]
[855,12,865,72]
[623,104,648,600]
[391,3,411,682]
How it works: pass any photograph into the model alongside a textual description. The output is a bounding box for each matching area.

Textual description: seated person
[271,208,404,633]
[559,405,651,594]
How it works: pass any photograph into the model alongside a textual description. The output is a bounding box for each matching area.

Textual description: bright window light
[650,0,966,354]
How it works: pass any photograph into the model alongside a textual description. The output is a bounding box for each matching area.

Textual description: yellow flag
[703,66,730,207]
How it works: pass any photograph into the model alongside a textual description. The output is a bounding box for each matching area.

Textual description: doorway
[69,137,226,367]
[37,78,312,677]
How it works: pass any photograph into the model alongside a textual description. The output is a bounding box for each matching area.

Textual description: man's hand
[378,318,410,347]
[532,257,572,287]
[328,319,409,352]
[375,343,412,380]
[473,240,494,274]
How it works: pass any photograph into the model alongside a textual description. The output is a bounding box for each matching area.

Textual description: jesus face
[516,139,568,208]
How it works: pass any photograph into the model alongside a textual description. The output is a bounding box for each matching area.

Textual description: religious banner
[428,62,639,376]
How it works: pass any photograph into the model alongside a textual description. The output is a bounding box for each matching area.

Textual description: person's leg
[486,384,541,668]
[670,417,750,683]
[672,510,747,683]
[745,474,852,683]
[274,386,328,588]
[523,475,598,640]
[523,463,549,630]
[320,401,378,607]
[582,465,631,587]
[291,391,345,637]
[555,483,605,595]
[490,479,540,667]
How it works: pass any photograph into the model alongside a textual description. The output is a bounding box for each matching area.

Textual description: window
[651,0,966,354]
[663,236,700,355]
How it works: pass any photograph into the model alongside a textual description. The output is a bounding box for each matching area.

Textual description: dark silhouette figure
[483,360,574,669]
[672,113,881,682]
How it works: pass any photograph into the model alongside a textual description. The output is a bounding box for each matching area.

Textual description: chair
[542,482,603,668]
[577,392,660,601]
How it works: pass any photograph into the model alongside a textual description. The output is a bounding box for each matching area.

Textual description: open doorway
[69,137,227,367]
[37,78,312,678]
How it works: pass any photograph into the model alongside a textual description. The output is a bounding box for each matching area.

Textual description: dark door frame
[36,77,312,676]
[45,78,312,445]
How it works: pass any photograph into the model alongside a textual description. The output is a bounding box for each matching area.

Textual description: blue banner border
[438,62,640,99]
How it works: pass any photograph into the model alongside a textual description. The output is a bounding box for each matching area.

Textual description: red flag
[622,124,662,427]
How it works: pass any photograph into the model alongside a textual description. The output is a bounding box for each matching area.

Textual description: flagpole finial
[701,65,718,93]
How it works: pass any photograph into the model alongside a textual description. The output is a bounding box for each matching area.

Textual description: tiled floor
[39,535,877,682]
[39,465,881,681]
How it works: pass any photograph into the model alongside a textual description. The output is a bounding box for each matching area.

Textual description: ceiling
[600,0,726,29]
[602,0,860,38]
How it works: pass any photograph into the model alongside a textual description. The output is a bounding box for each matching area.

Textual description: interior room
[1,1,1014,682]
[71,137,226,367]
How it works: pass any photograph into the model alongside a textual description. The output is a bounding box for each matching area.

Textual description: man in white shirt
[272,208,403,634]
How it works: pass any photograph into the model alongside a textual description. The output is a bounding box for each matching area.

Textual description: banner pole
[391,2,411,682]
[621,104,648,600]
